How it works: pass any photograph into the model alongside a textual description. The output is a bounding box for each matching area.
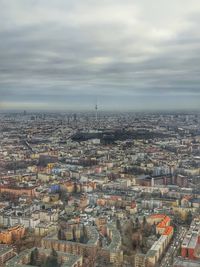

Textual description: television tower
[95,103,98,122]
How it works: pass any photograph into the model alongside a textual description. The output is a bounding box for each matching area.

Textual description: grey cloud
[0,0,200,110]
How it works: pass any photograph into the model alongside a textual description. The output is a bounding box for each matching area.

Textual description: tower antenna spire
[95,98,98,122]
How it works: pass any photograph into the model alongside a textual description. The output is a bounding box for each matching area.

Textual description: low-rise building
[0,245,15,266]
[0,225,25,244]
[5,247,83,267]
[181,218,200,260]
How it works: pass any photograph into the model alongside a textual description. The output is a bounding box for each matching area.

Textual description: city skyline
[1,0,200,111]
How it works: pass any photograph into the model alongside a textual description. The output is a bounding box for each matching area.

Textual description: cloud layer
[0,0,200,110]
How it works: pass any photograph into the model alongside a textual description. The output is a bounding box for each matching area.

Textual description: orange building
[144,214,174,266]
[156,216,171,234]
[148,214,173,239]
[0,186,36,197]
[0,225,25,244]
[95,217,107,235]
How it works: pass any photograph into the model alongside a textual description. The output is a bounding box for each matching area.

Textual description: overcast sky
[0,0,200,111]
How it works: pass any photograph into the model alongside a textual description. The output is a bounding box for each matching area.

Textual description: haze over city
[1,0,200,111]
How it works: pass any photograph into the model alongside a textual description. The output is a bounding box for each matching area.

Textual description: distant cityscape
[0,111,199,267]
[1,0,200,266]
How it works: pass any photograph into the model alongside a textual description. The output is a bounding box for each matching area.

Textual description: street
[160,226,187,267]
